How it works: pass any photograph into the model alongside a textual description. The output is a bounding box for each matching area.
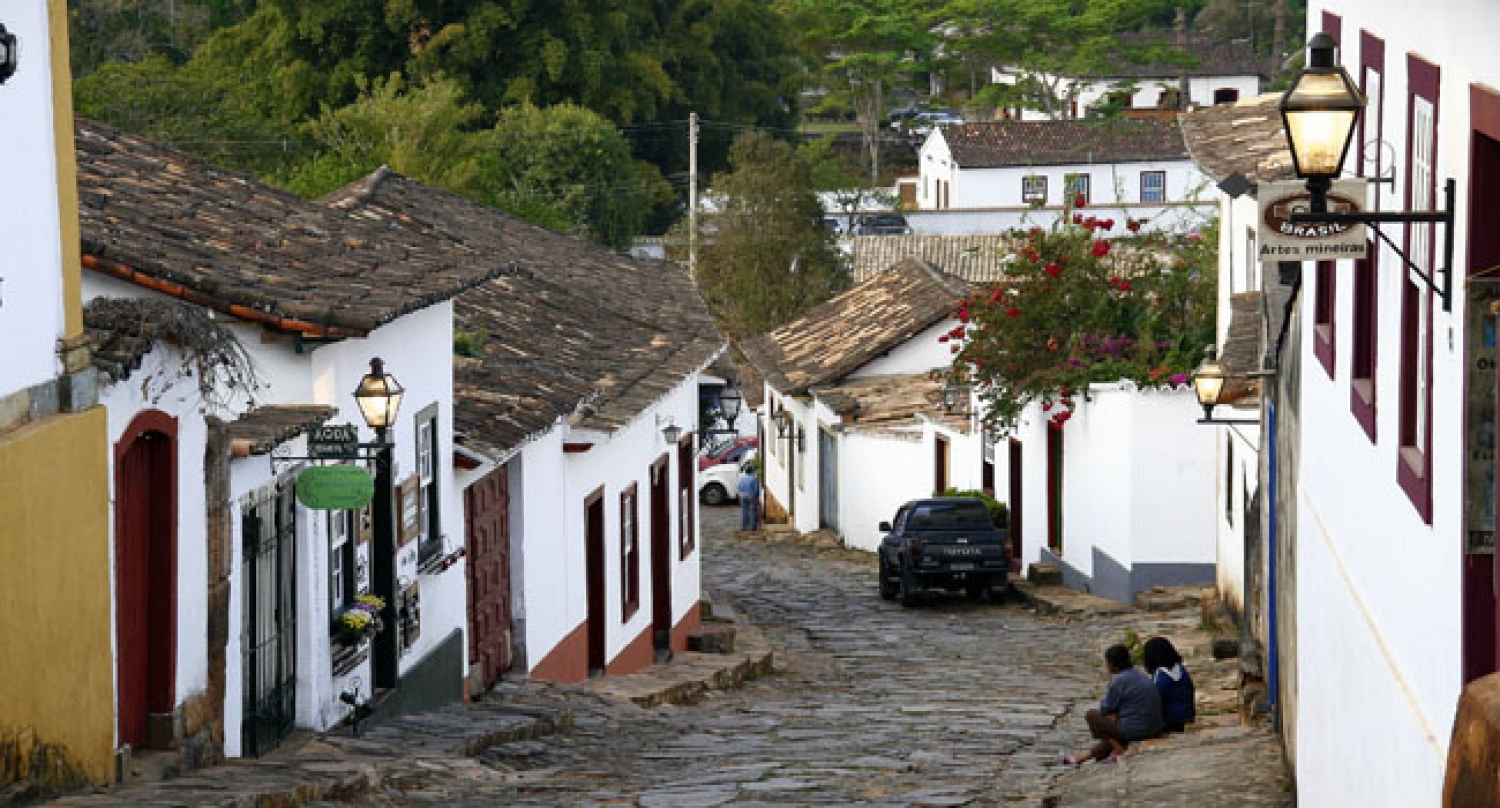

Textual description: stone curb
[1010,580,1132,617]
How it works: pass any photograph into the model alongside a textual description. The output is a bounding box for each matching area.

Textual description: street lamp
[351,357,402,691]
[0,24,17,86]
[941,381,966,414]
[656,414,683,444]
[1279,33,1456,311]
[1192,346,1257,425]
[718,387,743,423]
[353,357,405,442]
[1279,33,1363,214]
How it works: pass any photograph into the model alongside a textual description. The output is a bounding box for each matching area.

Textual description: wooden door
[933,435,950,494]
[1047,427,1064,553]
[115,414,176,749]
[650,458,672,654]
[241,479,297,757]
[818,429,839,532]
[584,490,606,674]
[1467,121,1500,683]
[465,465,512,691]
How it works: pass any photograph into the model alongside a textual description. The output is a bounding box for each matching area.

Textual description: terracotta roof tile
[741,258,971,395]
[940,118,1188,168]
[75,119,508,338]
[813,373,972,435]
[1083,33,1275,79]
[850,235,1011,284]
[1180,92,1296,185]
[324,170,723,456]
[226,406,338,455]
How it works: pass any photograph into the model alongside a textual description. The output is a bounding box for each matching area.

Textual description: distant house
[915,118,1216,233]
[75,120,502,760]
[991,33,1272,120]
[848,234,1011,284]
[326,169,723,684]
[741,259,988,551]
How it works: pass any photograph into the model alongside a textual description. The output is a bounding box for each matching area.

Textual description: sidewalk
[43,613,774,807]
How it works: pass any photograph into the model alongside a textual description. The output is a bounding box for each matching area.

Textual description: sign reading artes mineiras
[1257,179,1368,262]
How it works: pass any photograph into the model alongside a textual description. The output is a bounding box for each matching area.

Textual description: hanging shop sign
[296,464,375,510]
[1257,179,1368,262]
[308,423,361,460]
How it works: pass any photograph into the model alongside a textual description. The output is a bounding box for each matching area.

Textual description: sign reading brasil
[296,464,374,510]
[308,423,360,460]
[1257,179,1368,263]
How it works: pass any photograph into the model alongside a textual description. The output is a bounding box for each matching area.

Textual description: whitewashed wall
[838,431,929,552]
[918,147,1214,214]
[1291,4,1490,804]
[513,430,570,673]
[990,68,1262,121]
[903,203,1216,236]
[850,320,961,379]
[97,345,213,746]
[0,0,68,395]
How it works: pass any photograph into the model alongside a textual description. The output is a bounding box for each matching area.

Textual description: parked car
[907,111,965,138]
[699,454,757,506]
[854,213,911,236]
[877,497,1009,606]
[698,436,759,471]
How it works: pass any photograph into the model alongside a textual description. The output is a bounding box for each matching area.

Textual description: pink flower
[1170,372,1189,386]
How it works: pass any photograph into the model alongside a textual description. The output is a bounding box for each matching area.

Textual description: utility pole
[689,112,699,278]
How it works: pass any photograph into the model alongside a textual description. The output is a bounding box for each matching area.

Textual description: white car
[699,454,757,506]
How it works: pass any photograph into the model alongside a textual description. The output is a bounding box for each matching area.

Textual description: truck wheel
[878,557,898,601]
[700,483,728,506]
[899,561,923,607]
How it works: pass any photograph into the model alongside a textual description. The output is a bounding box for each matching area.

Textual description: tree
[486,103,673,250]
[778,0,935,185]
[947,209,1217,431]
[696,133,851,337]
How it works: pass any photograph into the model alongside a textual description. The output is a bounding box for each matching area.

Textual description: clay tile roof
[813,373,972,435]
[74,119,509,338]
[740,258,971,396]
[323,170,723,457]
[850,235,1012,284]
[1217,291,1264,406]
[226,406,338,455]
[1180,92,1296,186]
[940,118,1188,169]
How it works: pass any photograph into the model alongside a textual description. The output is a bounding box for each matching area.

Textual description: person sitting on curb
[1143,636,1196,733]
[737,465,762,531]
[1062,644,1163,765]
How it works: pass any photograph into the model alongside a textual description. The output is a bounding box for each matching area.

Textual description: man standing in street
[737,463,761,531]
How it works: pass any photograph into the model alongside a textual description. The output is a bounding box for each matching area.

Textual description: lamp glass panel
[1193,367,1225,407]
[1286,109,1359,177]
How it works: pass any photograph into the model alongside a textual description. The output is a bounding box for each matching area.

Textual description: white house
[325,169,722,684]
[1187,4,1500,802]
[915,119,1217,233]
[991,33,1270,120]
[741,258,988,552]
[74,121,501,759]
[988,385,1217,604]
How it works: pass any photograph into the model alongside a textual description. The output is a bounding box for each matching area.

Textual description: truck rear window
[907,502,993,530]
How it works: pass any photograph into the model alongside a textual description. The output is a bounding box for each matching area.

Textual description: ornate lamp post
[352,357,403,688]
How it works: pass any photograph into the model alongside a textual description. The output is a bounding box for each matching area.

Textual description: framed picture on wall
[397,475,420,546]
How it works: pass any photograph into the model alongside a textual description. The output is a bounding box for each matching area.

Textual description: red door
[584,490,607,674]
[115,412,177,748]
[465,465,512,692]
[650,457,672,655]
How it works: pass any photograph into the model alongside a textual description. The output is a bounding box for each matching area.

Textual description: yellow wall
[49,0,83,338]
[0,409,114,786]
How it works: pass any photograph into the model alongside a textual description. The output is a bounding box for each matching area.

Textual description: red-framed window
[1351,31,1385,442]
[621,484,640,618]
[1314,261,1336,377]
[1398,54,1440,524]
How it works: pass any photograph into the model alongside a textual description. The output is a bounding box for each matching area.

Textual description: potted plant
[337,594,385,645]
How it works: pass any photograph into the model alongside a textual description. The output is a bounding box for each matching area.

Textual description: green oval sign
[297,465,375,510]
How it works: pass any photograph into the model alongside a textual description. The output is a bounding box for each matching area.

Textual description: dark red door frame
[114,409,178,748]
[1466,84,1500,683]
[649,456,672,653]
[584,488,607,674]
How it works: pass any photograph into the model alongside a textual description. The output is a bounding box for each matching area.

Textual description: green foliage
[695,132,852,338]
[453,327,487,359]
[938,489,1009,528]
[948,206,1218,431]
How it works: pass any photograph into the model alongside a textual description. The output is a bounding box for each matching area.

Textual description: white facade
[915,127,1217,234]
[1278,4,1500,804]
[0,0,68,394]
[991,384,1216,603]
[759,319,986,548]
[991,67,1262,121]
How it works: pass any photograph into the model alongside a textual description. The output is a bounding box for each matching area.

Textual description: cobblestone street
[354,506,1291,807]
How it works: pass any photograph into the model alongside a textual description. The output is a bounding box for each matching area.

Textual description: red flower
[1091,240,1110,258]
[1074,194,1087,208]
[950,344,960,354]
[1026,249,1039,263]
[1117,280,1132,292]
[1102,218,1115,231]
[990,288,1004,302]
[1126,219,1142,233]
[958,309,970,323]
[1006,307,1020,318]
[1042,401,1053,411]
[1073,213,1084,225]
[1044,262,1062,278]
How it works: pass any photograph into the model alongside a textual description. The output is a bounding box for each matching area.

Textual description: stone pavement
[44,508,1292,807]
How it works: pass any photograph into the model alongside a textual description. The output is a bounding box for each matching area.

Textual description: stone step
[1027,562,1063,585]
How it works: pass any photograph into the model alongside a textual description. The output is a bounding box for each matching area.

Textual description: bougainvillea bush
[943,205,1217,431]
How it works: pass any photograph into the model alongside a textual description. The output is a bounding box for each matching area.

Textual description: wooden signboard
[397,475,421,546]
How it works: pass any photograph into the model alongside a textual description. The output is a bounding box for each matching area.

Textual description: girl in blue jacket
[1143,636,1196,733]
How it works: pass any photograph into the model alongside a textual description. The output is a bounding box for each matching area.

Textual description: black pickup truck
[877,497,1010,606]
